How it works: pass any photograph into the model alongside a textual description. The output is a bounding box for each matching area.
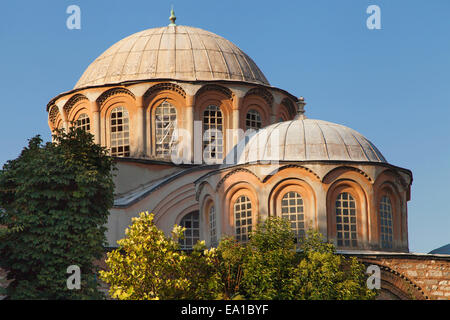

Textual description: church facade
[45,14,449,299]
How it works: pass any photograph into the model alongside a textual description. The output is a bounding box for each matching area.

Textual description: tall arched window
[179,211,200,250]
[76,113,90,132]
[281,191,305,242]
[203,105,223,162]
[234,195,252,242]
[155,101,177,158]
[246,109,262,130]
[110,106,130,157]
[336,192,357,247]
[380,196,393,249]
[209,205,217,247]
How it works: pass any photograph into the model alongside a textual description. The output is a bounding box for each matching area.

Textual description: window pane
[380,196,394,249]
[336,192,358,247]
[178,211,200,250]
[234,196,252,242]
[280,191,305,241]
[110,106,130,157]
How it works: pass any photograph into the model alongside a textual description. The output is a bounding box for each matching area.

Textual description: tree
[100,212,220,300]
[101,214,377,300]
[0,127,115,299]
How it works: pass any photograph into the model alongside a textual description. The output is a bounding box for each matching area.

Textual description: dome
[75,25,269,89]
[227,118,387,164]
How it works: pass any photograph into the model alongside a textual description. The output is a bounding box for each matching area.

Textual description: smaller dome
[227,118,386,164]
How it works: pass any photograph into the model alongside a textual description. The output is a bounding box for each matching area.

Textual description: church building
[45,12,449,300]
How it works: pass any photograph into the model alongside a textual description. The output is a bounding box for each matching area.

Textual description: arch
[269,177,317,231]
[195,84,233,100]
[216,168,262,192]
[48,105,60,126]
[96,87,136,107]
[322,166,373,184]
[143,82,186,100]
[244,87,273,108]
[326,179,369,249]
[63,94,88,117]
[263,164,321,183]
[222,182,259,238]
[281,98,296,118]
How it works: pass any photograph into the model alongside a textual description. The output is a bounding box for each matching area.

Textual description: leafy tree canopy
[101,214,377,300]
[0,128,115,299]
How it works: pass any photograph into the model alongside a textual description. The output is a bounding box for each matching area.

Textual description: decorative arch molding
[195,84,233,100]
[63,94,88,115]
[48,104,60,125]
[196,180,212,201]
[143,82,186,100]
[322,166,373,184]
[375,168,408,190]
[281,98,296,117]
[215,168,262,192]
[263,164,321,183]
[358,261,427,300]
[245,87,273,107]
[96,87,136,106]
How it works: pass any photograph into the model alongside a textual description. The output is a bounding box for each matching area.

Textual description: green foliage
[0,128,115,299]
[102,214,377,300]
[100,212,220,300]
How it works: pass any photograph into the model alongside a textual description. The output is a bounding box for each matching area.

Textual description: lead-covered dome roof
[227,118,387,164]
[75,25,269,89]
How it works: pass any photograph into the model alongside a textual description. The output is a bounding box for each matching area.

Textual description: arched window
[380,196,393,249]
[179,211,200,250]
[281,191,305,242]
[209,205,217,247]
[234,195,252,242]
[155,101,177,158]
[203,105,223,162]
[246,109,262,130]
[336,192,357,247]
[76,113,90,132]
[110,106,130,157]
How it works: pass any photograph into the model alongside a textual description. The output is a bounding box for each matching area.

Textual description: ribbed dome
[75,25,269,89]
[227,118,386,164]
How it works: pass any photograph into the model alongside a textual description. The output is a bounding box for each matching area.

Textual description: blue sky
[0,0,448,253]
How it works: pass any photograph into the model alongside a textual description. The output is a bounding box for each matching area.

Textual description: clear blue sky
[0,0,448,253]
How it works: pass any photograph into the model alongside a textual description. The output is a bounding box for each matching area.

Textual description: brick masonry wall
[352,254,450,300]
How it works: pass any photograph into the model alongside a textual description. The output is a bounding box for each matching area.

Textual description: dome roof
[75,25,269,89]
[227,118,386,164]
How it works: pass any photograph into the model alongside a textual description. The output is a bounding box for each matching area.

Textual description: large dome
[75,25,269,89]
[228,118,387,164]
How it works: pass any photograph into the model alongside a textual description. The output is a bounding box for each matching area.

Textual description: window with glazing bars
[246,109,262,130]
[234,196,252,242]
[281,191,305,242]
[203,105,223,162]
[380,196,393,249]
[336,192,357,247]
[179,211,200,250]
[209,205,217,247]
[155,101,177,158]
[76,113,90,132]
[110,106,130,157]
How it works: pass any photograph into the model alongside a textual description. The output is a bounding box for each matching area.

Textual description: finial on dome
[295,96,307,120]
[169,6,177,26]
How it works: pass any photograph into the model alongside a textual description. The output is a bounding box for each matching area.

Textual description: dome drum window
[203,105,223,162]
[76,113,90,132]
[155,101,177,159]
[246,109,262,130]
[336,192,357,247]
[110,106,130,157]
[281,191,305,242]
[380,196,394,249]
